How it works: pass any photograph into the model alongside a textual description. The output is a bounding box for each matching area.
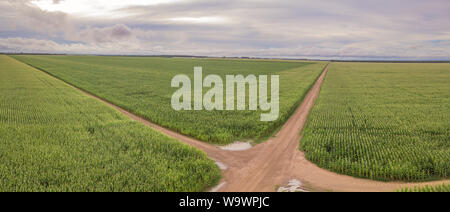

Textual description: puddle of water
[219,142,252,151]
[215,162,228,170]
[210,182,226,192]
[277,179,309,192]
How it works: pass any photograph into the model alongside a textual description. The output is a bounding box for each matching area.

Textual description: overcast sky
[0,0,449,59]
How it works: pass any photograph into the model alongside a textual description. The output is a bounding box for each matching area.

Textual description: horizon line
[2,52,450,63]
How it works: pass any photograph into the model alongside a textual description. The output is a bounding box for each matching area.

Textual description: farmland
[301,62,450,181]
[0,55,221,192]
[12,55,327,144]
[3,53,448,192]
[397,183,450,192]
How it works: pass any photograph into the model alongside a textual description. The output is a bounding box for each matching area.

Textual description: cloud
[66,24,134,44]
[0,37,85,53]
[0,0,70,35]
[0,37,146,55]
[0,0,449,59]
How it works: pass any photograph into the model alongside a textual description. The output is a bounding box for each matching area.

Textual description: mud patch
[277,179,309,192]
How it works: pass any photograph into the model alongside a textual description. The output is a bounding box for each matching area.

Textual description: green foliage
[301,62,450,182]
[12,55,326,144]
[397,184,450,192]
[0,55,221,192]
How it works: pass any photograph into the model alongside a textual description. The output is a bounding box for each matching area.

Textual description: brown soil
[41,63,450,192]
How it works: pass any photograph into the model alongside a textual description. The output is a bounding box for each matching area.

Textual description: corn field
[301,62,450,181]
[0,55,221,191]
[397,184,450,192]
[12,55,326,144]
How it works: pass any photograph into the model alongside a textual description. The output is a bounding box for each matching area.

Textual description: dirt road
[31,61,449,192]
